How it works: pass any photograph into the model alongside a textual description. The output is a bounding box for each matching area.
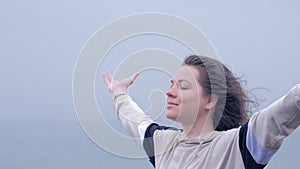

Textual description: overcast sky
[1,1,300,168]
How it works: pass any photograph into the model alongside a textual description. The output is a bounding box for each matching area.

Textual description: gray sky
[1,1,300,168]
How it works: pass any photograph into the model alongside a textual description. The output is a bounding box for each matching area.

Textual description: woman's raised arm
[102,71,155,146]
[240,84,300,167]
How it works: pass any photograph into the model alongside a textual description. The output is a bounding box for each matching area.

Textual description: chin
[166,111,177,121]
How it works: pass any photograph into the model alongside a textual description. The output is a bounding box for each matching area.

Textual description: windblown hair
[183,55,253,131]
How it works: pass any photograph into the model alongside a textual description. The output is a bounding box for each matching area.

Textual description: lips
[167,101,179,108]
[168,102,179,106]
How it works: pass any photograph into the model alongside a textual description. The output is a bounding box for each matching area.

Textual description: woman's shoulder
[153,127,183,140]
[152,127,182,153]
[212,127,241,143]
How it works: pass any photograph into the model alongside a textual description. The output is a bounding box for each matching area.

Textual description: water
[0,120,152,169]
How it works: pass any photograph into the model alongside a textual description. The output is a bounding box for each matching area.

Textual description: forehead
[173,65,199,82]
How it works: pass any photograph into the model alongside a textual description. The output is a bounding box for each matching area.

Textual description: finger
[102,73,110,87]
[107,71,113,82]
[129,72,140,84]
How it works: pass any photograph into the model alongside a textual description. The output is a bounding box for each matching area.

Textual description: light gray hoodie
[114,84,300,169]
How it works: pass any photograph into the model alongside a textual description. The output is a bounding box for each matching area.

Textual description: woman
[102,55,300,169]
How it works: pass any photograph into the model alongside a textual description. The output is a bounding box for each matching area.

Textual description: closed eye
[180,86,189,90]
[179,81,191,90]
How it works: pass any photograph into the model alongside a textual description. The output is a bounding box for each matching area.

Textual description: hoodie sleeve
[239,84,300,168]
[114,94,180,167]
[114,94,155,146]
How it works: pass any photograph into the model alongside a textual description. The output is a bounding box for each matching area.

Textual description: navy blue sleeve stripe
[143,123,179,168]
[239,122,266,169]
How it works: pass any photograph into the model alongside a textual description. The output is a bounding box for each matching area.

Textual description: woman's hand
[102,71,139,95]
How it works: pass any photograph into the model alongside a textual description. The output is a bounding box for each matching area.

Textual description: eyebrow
[171,79,192,85]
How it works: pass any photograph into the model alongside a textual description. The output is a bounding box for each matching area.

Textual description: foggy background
[1,1,300,168]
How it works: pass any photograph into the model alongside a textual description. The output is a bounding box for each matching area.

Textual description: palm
[102,71,139,94]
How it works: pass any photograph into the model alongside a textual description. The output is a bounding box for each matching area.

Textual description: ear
[204,94,218,110]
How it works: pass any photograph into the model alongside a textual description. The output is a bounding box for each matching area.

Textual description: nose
[166,86,177,98]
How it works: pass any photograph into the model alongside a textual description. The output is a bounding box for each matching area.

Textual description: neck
[182,114,214,138]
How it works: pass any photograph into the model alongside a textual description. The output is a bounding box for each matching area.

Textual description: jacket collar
[176,131,222,144]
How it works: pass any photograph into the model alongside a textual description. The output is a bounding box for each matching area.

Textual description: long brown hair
[183,55,253,131]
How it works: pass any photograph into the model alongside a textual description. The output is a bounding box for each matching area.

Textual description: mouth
[167,102,179,108]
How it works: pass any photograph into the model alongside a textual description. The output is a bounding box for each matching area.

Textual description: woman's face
[166,65,209,125]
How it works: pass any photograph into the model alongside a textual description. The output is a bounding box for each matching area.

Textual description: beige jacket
[114,84,300,169]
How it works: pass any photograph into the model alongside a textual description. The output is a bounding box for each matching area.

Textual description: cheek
[181,102,200,117]
[181,93,200,107]
[180,94,202,117]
